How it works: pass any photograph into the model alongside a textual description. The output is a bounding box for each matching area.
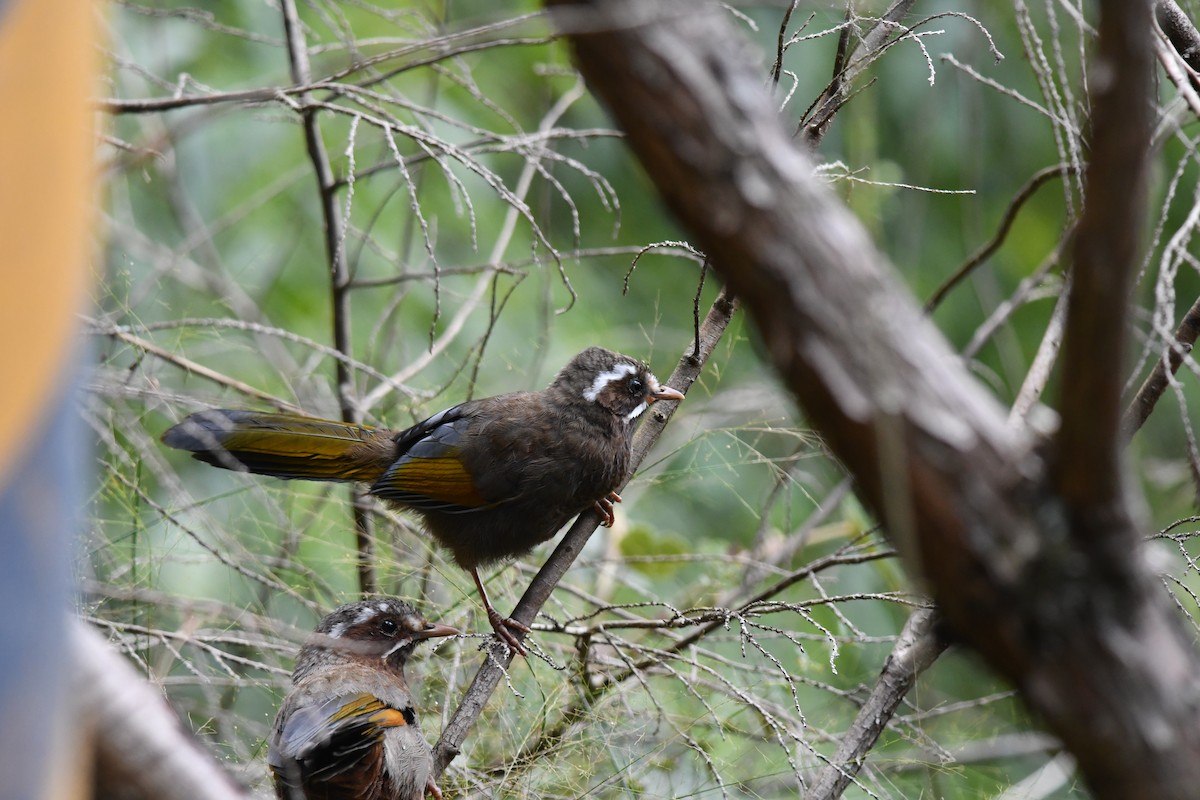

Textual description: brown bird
[269,599,458,800]
[162,346,684,653]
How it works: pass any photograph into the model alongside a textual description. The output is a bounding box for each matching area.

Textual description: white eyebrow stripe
[331,605,378,638]
[583,363,637,402]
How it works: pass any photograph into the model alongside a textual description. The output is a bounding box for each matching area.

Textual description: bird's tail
[161,409,393,483]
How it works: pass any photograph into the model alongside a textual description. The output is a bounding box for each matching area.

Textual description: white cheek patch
[382,640,408,660]
[583,362,637,402]
[623,376,665,420]
[624,401,649,421]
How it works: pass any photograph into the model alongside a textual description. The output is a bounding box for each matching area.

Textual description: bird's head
[552,346,685,422]
[295,599,458,678]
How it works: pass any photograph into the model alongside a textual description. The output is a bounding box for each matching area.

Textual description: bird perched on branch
[162,346,684,654]
[269,598,457,800]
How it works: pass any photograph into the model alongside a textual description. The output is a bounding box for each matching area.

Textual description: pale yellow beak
[649,385,685,403]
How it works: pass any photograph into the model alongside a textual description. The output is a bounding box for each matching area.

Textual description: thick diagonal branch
[545,1,1200,796]
[807,607,946,800]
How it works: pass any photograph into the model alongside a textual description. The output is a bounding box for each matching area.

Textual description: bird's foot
[487,606,530,657]
[594,491,622,527]
[425,776,443,800]
[471,567,530,657]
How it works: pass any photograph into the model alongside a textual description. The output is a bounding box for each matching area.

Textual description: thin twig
[99,326,304,413]
[770,0,801,86]
[801,0,920,146]
[501,535,893,775]
[279,0,376,595]
[357,81,588,414]
[430,286,736,777]
[925,164,1076,312]
[1123,293,1200,436]
[98,14,554,115]
[1010,274,1073,425]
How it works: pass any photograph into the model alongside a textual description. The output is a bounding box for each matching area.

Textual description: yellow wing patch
[328,694,408,729]
[379,454,490,509]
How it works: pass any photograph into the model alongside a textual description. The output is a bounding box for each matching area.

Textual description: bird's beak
[414,622,460,641]
[648,385,685,403]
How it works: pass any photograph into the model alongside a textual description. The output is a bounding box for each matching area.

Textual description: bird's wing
[271,693,413,789]
[370,401,519,513]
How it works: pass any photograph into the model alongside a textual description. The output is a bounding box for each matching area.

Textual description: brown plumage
[162,347,684,653]
[269,599,458,800]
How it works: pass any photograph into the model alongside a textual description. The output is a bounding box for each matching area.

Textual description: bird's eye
[378,618,399,635]
[627,378,644,396]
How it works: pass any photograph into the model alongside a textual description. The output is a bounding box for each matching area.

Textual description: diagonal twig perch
[431,286,736,774]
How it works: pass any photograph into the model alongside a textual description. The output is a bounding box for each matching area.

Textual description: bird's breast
[465,400,631,501]
[398,396,638,569]
[381,726,434,800]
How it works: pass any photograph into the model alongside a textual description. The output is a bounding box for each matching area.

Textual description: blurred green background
[86,2,1200,797]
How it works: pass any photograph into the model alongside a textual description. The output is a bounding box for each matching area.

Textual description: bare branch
[925,164,1076,313]
[1123,2,1200,436]
[1054,0,1153,508]
[279,0,376,594]
[807,607,946,800]
[98,14,554,115]
[96,325,305,414]
[1157,0,1200,85]
[77,621,252,800]
[502,534,894,776]
[801,0,918,146]
[543,1,1200,796]
[1124,294,1200,435]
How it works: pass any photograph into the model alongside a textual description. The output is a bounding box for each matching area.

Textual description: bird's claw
[425,777,443,800]
[487,607,530,656]
[594,491,622,527]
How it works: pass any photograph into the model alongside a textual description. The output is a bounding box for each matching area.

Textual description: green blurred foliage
[85,1,1200,798]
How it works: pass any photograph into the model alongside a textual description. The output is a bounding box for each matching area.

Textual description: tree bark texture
[544,1,1200,796]
[76,622,251,800]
